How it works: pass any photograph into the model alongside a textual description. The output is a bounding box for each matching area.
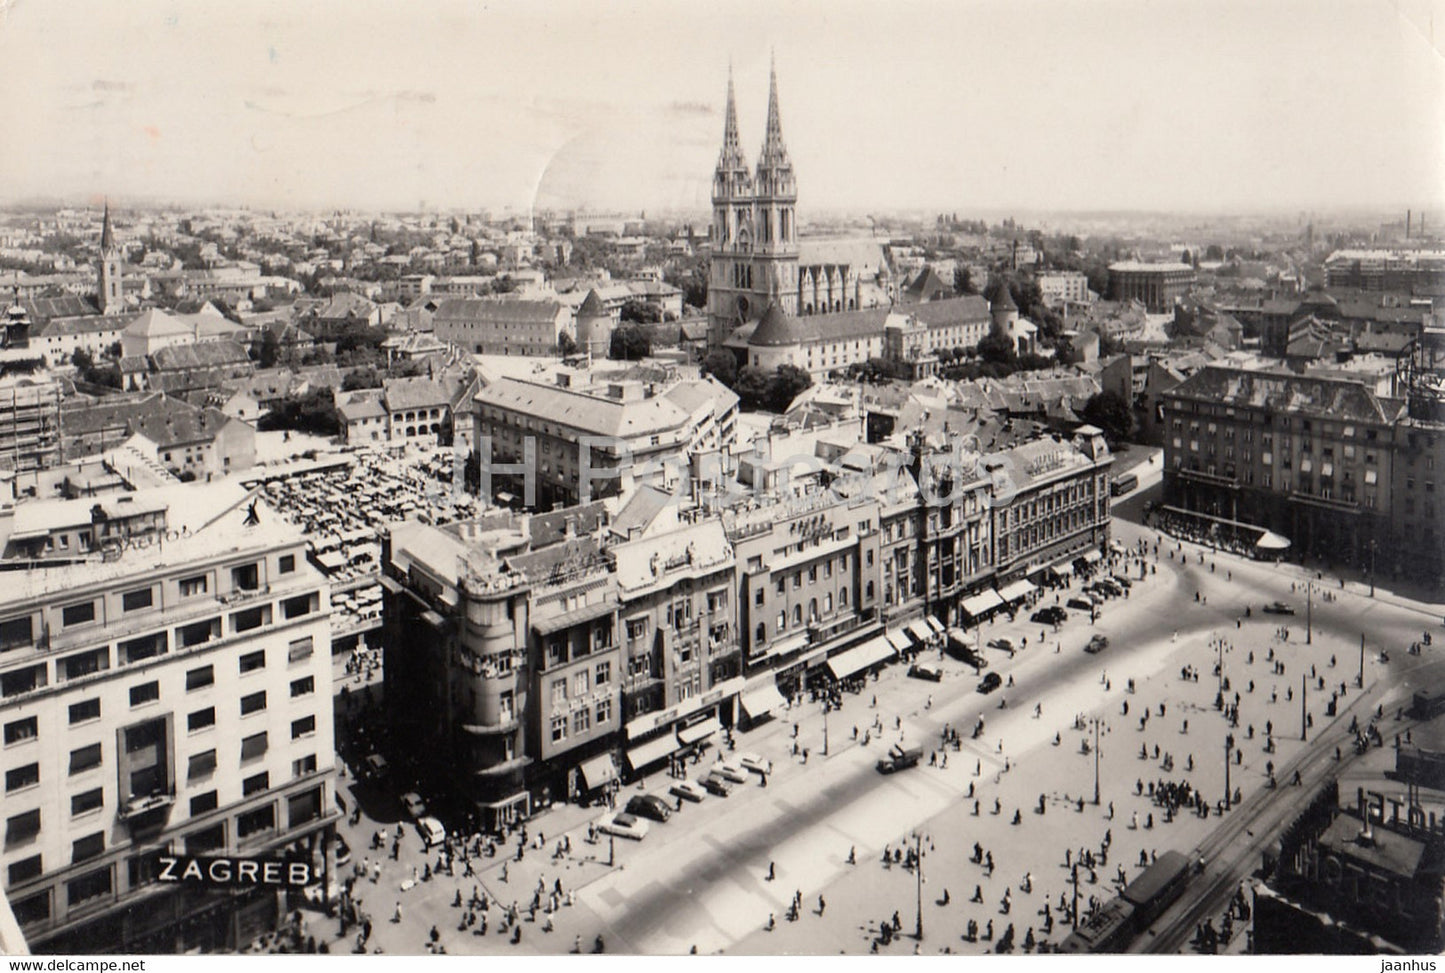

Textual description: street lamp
[1306,580,1313,646]
[1224,733,1234,810]
[914,832,924,940]
[1300,673,1308,743]
[1070,864,1080,931]
[1357,632,1365,690]
[822,697,830,756]
[1369,539,1377,598]
[1090,717,1103,806]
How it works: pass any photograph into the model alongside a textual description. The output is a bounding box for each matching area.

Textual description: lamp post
[1306,580,1313,645]
[1357,632,1365,690]
[822,697,829,756]
[1224,733,1234,810]
[1070,864,1080,931]
[1300,673,1308,742]
[1369,539,1377,598]
[914,832,924,940]
[1092,717,1103,806]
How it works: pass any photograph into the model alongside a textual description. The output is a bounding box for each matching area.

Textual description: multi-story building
[1107,261,1196,313]
[1161,364,1445,584]
[0,484,337,952]
[473,372,739,508]
[431,298,573,356]
[1037,271,1091,307]
[909,442,996,627]
[1324,248,1445,292]
[986,427,1114,584]
[0,376,64,474]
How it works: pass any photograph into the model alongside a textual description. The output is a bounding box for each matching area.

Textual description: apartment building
[0,377,64,474]
[0,484,336,952]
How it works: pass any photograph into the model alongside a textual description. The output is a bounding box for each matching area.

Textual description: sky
[0,0,1442,216]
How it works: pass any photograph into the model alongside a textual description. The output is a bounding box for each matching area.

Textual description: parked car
[875,744,924,774]
[1067,597,1096,612]
[738,753,774,776]
[700,774,734,797]
[598,812,650,841]
[1085,634,1109,654]
[363,753,389,780]
[416,816,446,849]
[1092,580,1122,597]
[977,671,1003,694]
[908,663,944,682]
[669,780,707,803]
[987,638,1016,653]
[1111,575,1133,588]
[711,761,748,784]
[1032,606,1068,625]
[1263,602,1295,615]
[625,794,672,823]
[400,792,427,820]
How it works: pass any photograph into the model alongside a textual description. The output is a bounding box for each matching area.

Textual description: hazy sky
[1,0,1442,215]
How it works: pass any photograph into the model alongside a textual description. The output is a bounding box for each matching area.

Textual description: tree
[953,266,977,295]
[557,332,578,357]
[1204,244,1224,261]
[1079,390,1134,445]
[257,329,282,369]
[701,349,737,387]
[976,327,1017,366]
[766,365,813,412]
[620,299,662,324]
[733,366,772,410]
[342,366,382,391]
[609,323,651,360]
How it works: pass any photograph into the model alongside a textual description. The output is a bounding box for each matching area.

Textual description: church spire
[100,199,115,252]
[758,51,790,170]
[722,62,741,155]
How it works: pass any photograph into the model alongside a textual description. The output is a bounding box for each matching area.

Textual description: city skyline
[1,0,1442,216]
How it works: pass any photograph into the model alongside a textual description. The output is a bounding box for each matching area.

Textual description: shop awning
[625,734,681,772]
[678,717,720,746]
[884,629,913,653]
[1110,539,1128,554]
[1051,560,1075,577]
[739,683,786,719]
[825,635,897,680]
[906,619,934,643]
[961,589,1005,617]
[1080,549,1103,564]
[997,579,1037,603]
[578,753,618,790]
[1256,531,1291,551]
[925,616,946,635]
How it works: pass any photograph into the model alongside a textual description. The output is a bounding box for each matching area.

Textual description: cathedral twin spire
[714,56,793,200]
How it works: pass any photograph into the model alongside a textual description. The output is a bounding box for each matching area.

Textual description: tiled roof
[34,314,130,338]
[474,376,689,438]
[382,376,451,412]
[749,302,805,347]
[124,308,193,338]
[152,340,252,371]
[23,295,100,322]
[529,501,608,548]
[797,239,889,273]
[433,297,565,324]
[1167,366,1396,424]
[337,391,386,422]
[909,295,991,328]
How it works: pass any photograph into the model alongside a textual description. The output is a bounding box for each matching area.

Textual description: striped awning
[925,616,946,635]
[740,683,786,719]
[961,589,1005,617]
[578,753,618,790]
[625,734,681,772]
[884,629,913,653]
[825,636,897,680]
[678,717,720,746]
[997,579,1037,603]
[906,619,934,643]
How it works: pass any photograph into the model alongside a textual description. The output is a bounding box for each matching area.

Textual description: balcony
[1290,490,1360,513]
[119,788,176,821]
[1178,468,1238,488]
[460,717,520,736]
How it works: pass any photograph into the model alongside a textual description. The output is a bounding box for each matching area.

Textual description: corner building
[0,485,336,953]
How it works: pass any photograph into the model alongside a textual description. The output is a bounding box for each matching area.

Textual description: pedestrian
[818,895,826,916]
[767,861,775,882]
[392,901,403,924]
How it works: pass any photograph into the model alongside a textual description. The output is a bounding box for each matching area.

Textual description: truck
[876,744,923,774]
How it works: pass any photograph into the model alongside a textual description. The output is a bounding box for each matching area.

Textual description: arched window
[776,611,786,633]
[840,587,849,607]
[792,604,802,626]
[808,598,817,622]
[824,593,833,613]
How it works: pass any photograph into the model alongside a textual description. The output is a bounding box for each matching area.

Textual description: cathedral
[706,60,891,349]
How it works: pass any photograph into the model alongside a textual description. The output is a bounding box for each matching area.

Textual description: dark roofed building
[432,297,572,356]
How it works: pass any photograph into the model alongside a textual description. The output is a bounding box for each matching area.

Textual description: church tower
[750,55,798,317]
[707,66,756,348]
[97,201,123,315]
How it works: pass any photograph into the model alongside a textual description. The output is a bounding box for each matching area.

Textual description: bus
[1111,472,1139,497]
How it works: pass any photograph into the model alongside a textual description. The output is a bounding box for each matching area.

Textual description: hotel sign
[157,855,314,887]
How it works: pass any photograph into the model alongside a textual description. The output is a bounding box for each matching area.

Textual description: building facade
[431,298,573,357]
[0,487,336,953]
[1107,261,1196,313]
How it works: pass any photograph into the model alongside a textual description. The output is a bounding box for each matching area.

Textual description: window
[130,681,160,707]
[71,788,103,816]
[231,563,260,591]
[232,608,266,633]
[288,787,322,828]
[188,749,217,781]
[290,675,315,698]
[550,715,567,742]
[240,732,268,762]
[237,803,275,837]
[287,637,314,662]
[573,708,590,734]
[551,678,566,707]
[62,649,109,681]
[792,605,802,625]
[0,617,33,652]
[188,707,216,732]
[754,588,765,607]
[240,691,267,716]
[186,665,214,691]
[66,867,111,906]
[185,824,225,854]
[72,832,105,864]
[190,791,218,816]
[2,664,45,698]
[291,715,316,739]
[282,594,314,619]
[594,661,610,686]
[596,698,612,723]
[776,611,786,633]
[179,575,208,597]
[293,755,318,778]
[239,650,265,673]
[5,763,39,792]
[8,854,41,886]
[122,588,154,612]
[62,601,97,627]
[278,555,296,574]
[179,619,219,648]
[69,743,102,775]
[6,809,40,847]
[5,716,38,745]
[121,633,167,664]
[573,670,589,696]
[69,699,105,729]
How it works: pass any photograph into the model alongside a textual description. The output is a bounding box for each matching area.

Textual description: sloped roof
[1167,366,1396,424]
[152,340,252,371]
[337,391,386,422]
[382,376,451,412]
[23,295,99,322]
[123,308,192,338]
[749,302,806,347]
[433,297,565,324]
[797,239,889,273]
[34,313,130,338]
[474,376,690,438]
[529,500,609,548]
[903,266,950,302]
[578,289,608,316]
[909,295,991,328]
[609,484,674,539]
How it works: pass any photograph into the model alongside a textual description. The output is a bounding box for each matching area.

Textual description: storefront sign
[158,855,313,887]
[624,676,744,739]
